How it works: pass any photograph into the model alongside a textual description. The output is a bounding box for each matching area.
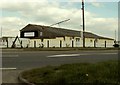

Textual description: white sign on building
[24,32,35,37]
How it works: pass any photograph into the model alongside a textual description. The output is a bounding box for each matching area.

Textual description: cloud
[0,1,118,39]
[1,17,27,36]
[85,17,118,38]
[91,2,103,7]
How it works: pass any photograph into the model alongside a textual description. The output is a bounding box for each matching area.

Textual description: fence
[0,38,114,48]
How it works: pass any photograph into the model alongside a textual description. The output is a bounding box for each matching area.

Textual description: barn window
[70,37,73,40]
[76,38,80,42]
[63,37,65,41]
[95,38,98,42]
[40,32,43,36]
[41,39,44,42]
[90,40,93,42]
[96,39,98,42]
[3,39,6,42]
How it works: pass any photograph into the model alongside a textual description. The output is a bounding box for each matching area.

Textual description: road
[1,49,119,84]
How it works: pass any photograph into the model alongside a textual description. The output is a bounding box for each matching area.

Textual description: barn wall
[0,38,30,48]
[28,37,80,48]
[63,37,72,47]
[96,39,114,47]
[0,37,114,48]
[28,38,114,48]
[85,38,95,47]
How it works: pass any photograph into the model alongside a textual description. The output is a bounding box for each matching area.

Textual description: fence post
[60,40,62,48]
[21,41,23,48]
[94,40,96,47]
[105,41,106,48]
[72,40,74,47]
[6,39,8,48]
[47,40,49,48]
[34,41,36,48]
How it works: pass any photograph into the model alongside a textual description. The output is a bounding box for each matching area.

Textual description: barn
[20,24,114,48]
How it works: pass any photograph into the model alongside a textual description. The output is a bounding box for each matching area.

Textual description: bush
[113,44,119,47]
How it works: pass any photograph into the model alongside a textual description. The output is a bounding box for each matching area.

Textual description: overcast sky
[0,0,119,39]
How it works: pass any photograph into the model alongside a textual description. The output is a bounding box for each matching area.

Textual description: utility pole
[82,0,85,47]
[1,27,2,38]
[115,30,116,44]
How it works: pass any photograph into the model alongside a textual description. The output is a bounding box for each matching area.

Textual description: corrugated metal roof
[20,24,114,40]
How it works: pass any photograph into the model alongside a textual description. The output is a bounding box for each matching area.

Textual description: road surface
[1,49,119,84]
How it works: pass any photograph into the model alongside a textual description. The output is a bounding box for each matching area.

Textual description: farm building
[19,24,114,48]
[0,24,115,48]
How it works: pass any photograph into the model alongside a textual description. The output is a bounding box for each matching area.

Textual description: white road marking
[88,53,118,55]
[47,53,117,58]
[0,68,17,70]
[1,55,19,58]
[47,54,80,58]
[83,53,117,55]
[100,53,117,55]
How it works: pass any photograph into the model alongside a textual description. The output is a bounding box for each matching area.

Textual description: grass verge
[21,60,119,85]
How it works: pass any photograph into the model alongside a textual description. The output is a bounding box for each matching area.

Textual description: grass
[22,60,119,85]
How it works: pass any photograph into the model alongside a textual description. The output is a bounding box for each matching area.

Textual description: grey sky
[0,0,119,40]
